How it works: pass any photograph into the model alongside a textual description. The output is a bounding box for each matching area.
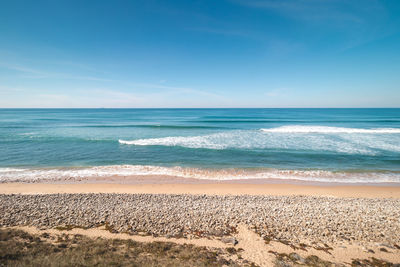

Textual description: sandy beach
[1,181,400,198]
[2,0,400,264]
[1,181,400,266]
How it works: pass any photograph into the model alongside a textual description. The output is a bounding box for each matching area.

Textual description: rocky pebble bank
[1,194,399,247]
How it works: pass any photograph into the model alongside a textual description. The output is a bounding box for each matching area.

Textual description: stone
[221,236,238,245]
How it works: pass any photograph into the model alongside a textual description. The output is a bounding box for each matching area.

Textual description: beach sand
[1,181,400,198]
[1,181,400,266]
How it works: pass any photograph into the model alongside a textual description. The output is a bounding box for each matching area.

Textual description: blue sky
[1,0,399,108]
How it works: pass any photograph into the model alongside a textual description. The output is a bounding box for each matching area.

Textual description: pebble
[221,236,238,245]
[0,193,399,246]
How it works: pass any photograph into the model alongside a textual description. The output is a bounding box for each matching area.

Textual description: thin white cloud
[230,0,391,53]
[59,75,115,82]
[0,62,115,82]
[232,0,384,25]
[0,63,49,76]
[49,60,109,73]
[0,62,220,99]
[124,82,225,99]
[0,85,27,94]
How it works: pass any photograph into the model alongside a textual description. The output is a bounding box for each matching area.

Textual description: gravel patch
[1,194,399,246]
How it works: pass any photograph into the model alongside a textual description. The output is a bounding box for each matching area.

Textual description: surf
[260,125,400,134]
[1,165,399,184]
[119,126,400,154]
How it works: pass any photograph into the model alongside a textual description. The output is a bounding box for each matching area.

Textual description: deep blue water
[0,108,399,183]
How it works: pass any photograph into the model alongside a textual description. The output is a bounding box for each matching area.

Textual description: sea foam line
[0,165,399,184]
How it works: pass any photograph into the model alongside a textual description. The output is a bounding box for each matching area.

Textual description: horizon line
[1,107,400,109]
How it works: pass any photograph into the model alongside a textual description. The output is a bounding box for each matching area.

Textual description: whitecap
[260,125,400,134]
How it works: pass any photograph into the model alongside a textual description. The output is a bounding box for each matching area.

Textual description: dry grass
[351,258,399,267]
[0,228,252,267]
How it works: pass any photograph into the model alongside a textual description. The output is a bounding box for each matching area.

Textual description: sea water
[0,108,399,184]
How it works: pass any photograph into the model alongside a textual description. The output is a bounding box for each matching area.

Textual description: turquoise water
[0,108,399,183]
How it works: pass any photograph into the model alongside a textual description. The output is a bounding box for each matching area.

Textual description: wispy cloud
[0,62,115,82]
[0,63,48,76]
[61,75,115,82]
[232,0,385,25]
[87,89,144,105]
[48,60,109,74]
[0,62,219,98]
[0,85,231,108]
[188,25,304,56]
[0,61,227,107]
[123,82,225,99]
[230,0,391,53]
[0,85,27,94]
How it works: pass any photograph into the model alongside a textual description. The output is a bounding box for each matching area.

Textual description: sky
[0,0,400,108]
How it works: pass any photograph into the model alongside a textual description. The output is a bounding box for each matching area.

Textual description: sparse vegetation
[313,244,333,255]
[0,228,252,267]
[226,247,237,254]
[270,250,339,267]
[351,257,398,267]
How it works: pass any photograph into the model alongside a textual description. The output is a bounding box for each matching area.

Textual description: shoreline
[1,182,400,198]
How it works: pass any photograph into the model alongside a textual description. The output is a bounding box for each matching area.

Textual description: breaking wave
[119,126,400,154]
[1,165,399,184]
[260,125,400,134]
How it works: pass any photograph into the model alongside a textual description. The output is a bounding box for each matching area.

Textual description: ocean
[0,108,399,184]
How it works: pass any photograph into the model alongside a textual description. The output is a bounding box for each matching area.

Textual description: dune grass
[0,228,244,267]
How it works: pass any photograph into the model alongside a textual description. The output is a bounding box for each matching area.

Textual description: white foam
[0,165,399,184]
[119,126,400,154]
[260,125,400,134]
[0,168,25,173]
[119,134,230,149]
